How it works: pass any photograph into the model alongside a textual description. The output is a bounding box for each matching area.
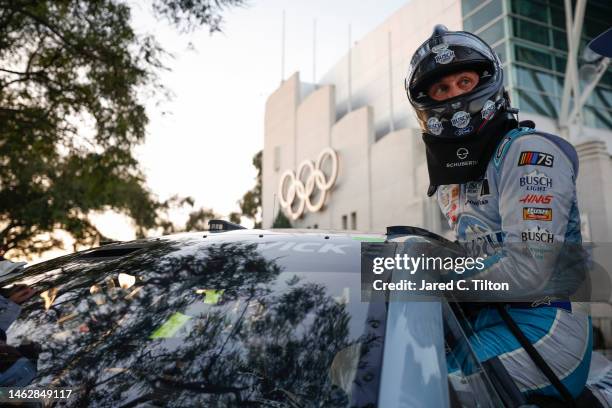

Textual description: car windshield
[4,235,371,407]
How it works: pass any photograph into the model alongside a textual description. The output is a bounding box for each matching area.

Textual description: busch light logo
[519,170,552,191]
[431,43,455,65]
[521,226,554,243]
[451,111,471,128]
[481,100,496,119]
[427,117,443,135]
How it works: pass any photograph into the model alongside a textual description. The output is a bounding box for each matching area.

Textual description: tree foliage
[184,207,217,232]
[272,210,291,228]
[238,150,261,228]
[0,0,244,257]
[228,211,241,224]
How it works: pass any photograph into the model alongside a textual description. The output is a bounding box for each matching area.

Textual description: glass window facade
[462,0,612,130]
[511,0,549,22]
[479,20,505,46]
[464,0,503,33]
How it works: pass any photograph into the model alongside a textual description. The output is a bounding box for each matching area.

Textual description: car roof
[13,229,387,283]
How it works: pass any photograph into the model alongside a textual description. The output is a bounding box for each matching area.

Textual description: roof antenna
[272,192,277,227]
[280,10,286,83]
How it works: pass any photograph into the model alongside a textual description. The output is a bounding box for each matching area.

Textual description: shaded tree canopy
[238,150,261,228]
[228,211,241,224]
[272,209,291,228]
[184,207,217,232]
[0,0,245,257]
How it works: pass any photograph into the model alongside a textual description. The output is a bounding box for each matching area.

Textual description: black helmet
[405,25,507,139]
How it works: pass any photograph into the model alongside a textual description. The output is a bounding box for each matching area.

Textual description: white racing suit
[438,127,592,399]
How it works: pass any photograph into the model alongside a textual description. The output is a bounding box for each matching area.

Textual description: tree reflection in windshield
[5,238,364,407]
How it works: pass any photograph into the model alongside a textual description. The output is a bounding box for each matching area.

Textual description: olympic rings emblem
[278,147,339,220]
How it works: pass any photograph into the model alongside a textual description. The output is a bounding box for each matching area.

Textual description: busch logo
[520,170,552,191]
[519,194,553,204]
[451,111,471,128]
[431,43,455,64]
[521,226,554,243]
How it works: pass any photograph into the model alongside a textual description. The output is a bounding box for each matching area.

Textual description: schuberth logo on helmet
[427,117,443,135]
[431,43,455,64]
[456,148,469,160]
[451,111,471,128]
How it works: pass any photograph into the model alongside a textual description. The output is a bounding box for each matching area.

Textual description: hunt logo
[519,194,553,204]
[521,226,554,243]
[523,207,552,221]
[519,170,552,191]
[518,151,554,167]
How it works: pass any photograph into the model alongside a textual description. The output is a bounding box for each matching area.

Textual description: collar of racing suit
[423,112,519,196]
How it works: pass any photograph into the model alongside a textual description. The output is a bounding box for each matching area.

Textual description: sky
[92,0,409,241]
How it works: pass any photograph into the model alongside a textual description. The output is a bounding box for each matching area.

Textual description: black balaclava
[423,111,518,190]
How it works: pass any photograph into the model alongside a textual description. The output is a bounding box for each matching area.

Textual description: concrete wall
[296,86,335,164]
[263,73,300,228]
[328,107,374,231]
[319,0,463,138]
[370,128,430,231]
[575,140,612,243]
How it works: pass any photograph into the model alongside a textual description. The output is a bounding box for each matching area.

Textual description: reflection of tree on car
[0,282,39,387]
[6,238,365,406]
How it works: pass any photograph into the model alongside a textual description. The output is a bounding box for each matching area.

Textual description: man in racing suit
[405,25,591,401]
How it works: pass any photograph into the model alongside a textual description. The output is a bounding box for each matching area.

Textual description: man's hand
[6,285,36,305]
